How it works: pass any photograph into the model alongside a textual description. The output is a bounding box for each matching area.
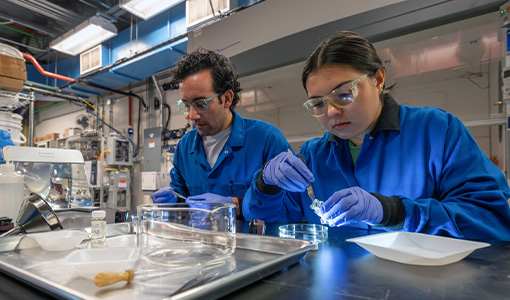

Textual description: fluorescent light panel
[50,16,117,56]
[120,0,184,20]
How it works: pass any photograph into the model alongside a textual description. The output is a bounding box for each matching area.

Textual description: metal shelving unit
[0,90,33,111]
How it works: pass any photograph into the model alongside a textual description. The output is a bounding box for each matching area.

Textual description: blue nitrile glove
[320,187,383,227]
[186,193,233,204]
[0,130,14,164]
[262,152,314,192]
[151,187,178,203]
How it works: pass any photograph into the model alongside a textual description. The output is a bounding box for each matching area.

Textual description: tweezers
[298,154,316,201]
[167,189,187,200]
[299,154,324,217]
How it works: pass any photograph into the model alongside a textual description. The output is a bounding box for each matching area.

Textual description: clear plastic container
[137,203,236,267]
[0,163,24,221]
[91,210,106,248]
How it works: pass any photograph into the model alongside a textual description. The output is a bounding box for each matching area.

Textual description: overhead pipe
[0,36,45,52]
[0,13,57,37]
[77,80,147,108]
[151,75,164,128]
[23,85,80,102]
[23,52,147,108]
[10,0,79,26]
[128,96,132,127]
[0,23,47,40]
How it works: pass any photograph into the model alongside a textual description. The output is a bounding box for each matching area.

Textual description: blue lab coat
[243,96,510,240]
[170,111,291,203]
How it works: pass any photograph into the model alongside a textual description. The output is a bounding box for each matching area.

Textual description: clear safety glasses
[303,73,368,117]
[176,93,219,115]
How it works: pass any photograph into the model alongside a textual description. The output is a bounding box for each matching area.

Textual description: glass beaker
[137,203,236,267]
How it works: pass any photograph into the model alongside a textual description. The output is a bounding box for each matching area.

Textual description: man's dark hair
[170,47,242,111]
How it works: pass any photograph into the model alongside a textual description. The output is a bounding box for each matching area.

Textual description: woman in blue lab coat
[243,31,510,240]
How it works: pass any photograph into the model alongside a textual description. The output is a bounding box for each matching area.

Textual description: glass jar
[91,210,106,247]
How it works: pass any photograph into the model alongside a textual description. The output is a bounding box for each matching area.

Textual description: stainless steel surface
[0,222,314,299]
[0,235,23,252]
[55,208,95,230]
[2,222,510,299]
[1,193,62,237]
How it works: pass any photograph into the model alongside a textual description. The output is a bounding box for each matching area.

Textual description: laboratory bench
[0,221,509,300]
[227,222,510,300]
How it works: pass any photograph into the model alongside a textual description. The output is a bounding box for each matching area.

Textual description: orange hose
[23,52,74,82]
[22,52,113,93]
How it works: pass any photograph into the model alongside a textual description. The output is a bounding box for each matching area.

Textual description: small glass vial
[91,210,106,248]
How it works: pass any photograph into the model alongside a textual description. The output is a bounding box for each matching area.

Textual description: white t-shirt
[202,126,232,167]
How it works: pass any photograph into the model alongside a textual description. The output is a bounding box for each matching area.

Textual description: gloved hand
[0,130,14,164]
[151,187,178,203]
[262,152,314,192]
[320,187,383,226]
[186,193,233,204]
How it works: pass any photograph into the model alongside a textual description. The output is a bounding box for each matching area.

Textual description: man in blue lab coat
[152,48,291,218]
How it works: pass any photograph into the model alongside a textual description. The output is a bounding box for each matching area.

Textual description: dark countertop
[1,221,509,300]
[228,221,510,300]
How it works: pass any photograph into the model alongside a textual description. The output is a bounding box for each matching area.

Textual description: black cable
[164,103,171,132]
[75,80,147,108]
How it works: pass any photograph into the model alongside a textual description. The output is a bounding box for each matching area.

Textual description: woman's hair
[302,31,385,92]
[170,47,242,110]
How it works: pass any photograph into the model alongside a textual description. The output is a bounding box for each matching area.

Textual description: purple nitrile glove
[186,193,233,204]
[0,130,14,164]
[262,152,314,192]
[320,187,383,227]
[151,187,178,203]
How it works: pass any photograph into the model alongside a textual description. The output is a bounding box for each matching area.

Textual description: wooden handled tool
[94,269,134,287]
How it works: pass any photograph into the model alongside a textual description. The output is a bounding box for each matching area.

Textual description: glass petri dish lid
[279,224,328,243]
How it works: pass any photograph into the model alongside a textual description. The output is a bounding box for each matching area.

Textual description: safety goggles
[176,93,219,115]
[303,73,368,117]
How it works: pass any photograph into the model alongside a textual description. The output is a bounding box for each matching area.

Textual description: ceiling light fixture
[120,0,184,20]
[50,15,117,56]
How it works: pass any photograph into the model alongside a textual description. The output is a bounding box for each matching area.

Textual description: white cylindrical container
[0,112,26,146]
[91,210,106,248]
[0,164,24,221]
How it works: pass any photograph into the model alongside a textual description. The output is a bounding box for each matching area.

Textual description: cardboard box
[0,54,26,81]
[44,133,60,141]
[0,76,23,93]
[64,127,82,137]
[34,136,45,143]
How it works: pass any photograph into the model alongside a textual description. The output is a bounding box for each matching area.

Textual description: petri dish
[279,224,328,243]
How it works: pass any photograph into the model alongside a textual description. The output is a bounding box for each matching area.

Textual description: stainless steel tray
[0,223,314,300]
